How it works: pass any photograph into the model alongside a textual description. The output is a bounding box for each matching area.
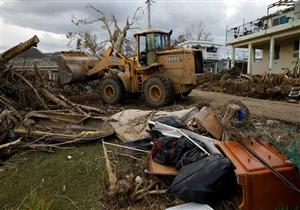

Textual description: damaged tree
[175,22,213,45]
[66,32,106,57]
[69,4,143,54]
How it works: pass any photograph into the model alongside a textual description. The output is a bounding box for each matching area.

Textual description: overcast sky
[1,0,275,52]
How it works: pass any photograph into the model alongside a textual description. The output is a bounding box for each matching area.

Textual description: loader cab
[135,29,172,66]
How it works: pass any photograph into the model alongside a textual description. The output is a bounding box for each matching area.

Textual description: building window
[206,46,217,53]
[254,49,263,62]
[272,16,289,27]
[294,40,299,58]
[274,44,280,60]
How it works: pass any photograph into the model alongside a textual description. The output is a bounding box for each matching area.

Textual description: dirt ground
[69,89,300,123]
[191,90,300,123]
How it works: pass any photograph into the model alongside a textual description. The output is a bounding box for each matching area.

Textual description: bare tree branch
[175,21,214,45]
[68,4,144,54]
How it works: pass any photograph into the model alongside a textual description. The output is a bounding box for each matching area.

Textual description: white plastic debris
[266,119,278,126]
[135,176,143,184]
[67,155,72,160]
[165,202,214,210]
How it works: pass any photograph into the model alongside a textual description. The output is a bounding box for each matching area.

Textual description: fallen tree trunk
[0,35,39,66]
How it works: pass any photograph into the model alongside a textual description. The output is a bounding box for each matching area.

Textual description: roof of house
[134,29,171,36]
[177,40,222,47]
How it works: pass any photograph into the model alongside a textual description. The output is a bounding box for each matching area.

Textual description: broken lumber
[102,142,117,192]
[241,74,253,81]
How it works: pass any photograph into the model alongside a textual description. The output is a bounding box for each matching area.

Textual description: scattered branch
[12,71,49,109]
[0,138,22,150]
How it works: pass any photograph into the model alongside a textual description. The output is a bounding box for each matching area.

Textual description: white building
[178,40,248,73]
[226,0,300,75]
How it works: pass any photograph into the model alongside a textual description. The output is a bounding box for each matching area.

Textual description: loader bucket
[58,51,99,85]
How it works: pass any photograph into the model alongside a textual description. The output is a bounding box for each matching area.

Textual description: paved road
[191,90,300,123]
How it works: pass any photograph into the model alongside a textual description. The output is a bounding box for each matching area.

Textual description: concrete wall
[252,36,298,74]
[252,44,269,74]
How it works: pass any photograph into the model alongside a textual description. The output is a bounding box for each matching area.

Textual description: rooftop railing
[226,19,266,42]
[226,7,296,42]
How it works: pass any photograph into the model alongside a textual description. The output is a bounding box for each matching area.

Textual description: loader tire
[144,77,175,108]
[100,76,125,104]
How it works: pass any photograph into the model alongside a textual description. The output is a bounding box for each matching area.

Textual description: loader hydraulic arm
[86,47,131,76]
[86,47,113,76]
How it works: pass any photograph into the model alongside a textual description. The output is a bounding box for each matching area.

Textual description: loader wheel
[100,76,125,104]
[144,77,175,108]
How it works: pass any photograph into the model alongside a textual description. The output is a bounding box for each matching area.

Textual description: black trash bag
[175,146,207,170]
[168,153,237,203]
[172,137,207,170]
[151,136,177,165]
[150,116,207,169]
[123,137,153,151]
[148,116,184,140]
[151,135,207,169]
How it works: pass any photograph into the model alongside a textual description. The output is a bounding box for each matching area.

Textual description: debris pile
[99,101,300,210]
[199,67,300,100]
[1,37,299,210]
[99,141,179,209]
[0,36,117,158]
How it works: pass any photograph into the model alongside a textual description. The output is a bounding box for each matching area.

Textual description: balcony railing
[226,19,265,42]
[226,12,297,43]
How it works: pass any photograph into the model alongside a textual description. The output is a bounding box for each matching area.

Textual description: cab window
[140,35,146,53]
[155,34,168,50]
[146,34,156,51]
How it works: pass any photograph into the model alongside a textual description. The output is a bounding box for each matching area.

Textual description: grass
[0,141,107,210]
[22,191,53,210]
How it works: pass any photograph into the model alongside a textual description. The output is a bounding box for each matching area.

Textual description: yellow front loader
[59,29,207,107]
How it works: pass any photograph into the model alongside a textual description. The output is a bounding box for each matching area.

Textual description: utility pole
[146,0,154,29]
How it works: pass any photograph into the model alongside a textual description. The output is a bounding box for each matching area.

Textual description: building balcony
[226,4,300,46]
